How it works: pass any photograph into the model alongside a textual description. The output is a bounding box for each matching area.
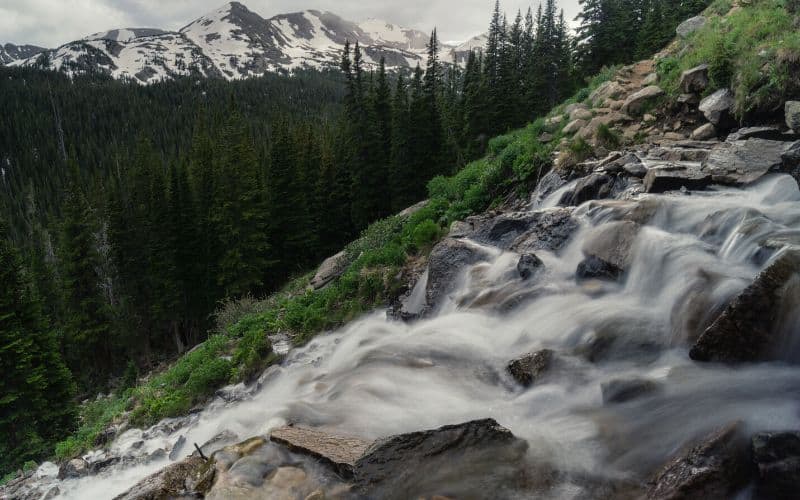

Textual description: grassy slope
[34,0,800,471]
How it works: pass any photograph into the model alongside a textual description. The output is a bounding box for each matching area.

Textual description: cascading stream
[59,174,800,499]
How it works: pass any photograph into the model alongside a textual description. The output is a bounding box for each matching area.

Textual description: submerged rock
[601,377,658,404]
[646,422,750,499]
[517,253,544,280]
[576,255,623,282]
[752,431,800,499]
[581,221,640,272]
[424,238,493,313]
[507,349,555,387]
[690,248,800,363]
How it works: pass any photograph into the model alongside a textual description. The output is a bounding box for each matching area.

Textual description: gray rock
[677,93,700,106]
[601,377,658,404]
[112,455,211,500]
[752,431,800,499]
[559,173,615,206]
[690,248,800,363]
[576,255,623,282]
[701,138,799,185]
[786,100,800,131]
[643,73,659,86]
[471,208,578,254]
[581,221,641,271]
[589,80,626,107]
[57,458,89,480]
[621,85,665,116]
[646,422,750,499]
[676,16,707,38]
[699,89,735,127]
[517,253,544,280]
[169,435,187,461]
[726,126,791,142]
[309,250,349,290]
[270,426,371,478]
[679,64,709,94]
[691,123,716,140]
[644,162,711,193]
[570,107,593,122]
[425,238,493,312]
[563,118,587,135]
[507,349,554,387]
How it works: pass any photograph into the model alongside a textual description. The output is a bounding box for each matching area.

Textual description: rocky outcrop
[646,422,749,499]
[590,80,625,107]
[676,16,707,38]
[699,89,735,128]
[752,431,800,499]
[690,248,800,363]
[468,208,578,254]
[506,349,554,387]
[113,455,212,500]
[644,162,711,193]
[424,238,493,312]
[601,377,658,404]
[270,426,371,478]
[700,138,800,185]
[679,64,708,94]
[621,85,665,115]
[309,250,349,290]
[786,101,800,131]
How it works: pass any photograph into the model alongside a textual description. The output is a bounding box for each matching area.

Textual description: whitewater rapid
[59,174,800,499]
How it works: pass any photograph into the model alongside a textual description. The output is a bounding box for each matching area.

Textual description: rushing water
[59,174,800,499]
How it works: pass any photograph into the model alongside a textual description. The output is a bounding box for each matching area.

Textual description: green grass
[657,0,800,118]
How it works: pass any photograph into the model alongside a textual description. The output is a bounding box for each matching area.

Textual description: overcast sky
[1,0,581,48]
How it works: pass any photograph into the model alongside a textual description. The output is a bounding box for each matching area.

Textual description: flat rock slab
[690,248,800,363]
[270,426,371,478]
[644,162,711,193]
[701,138,799,185]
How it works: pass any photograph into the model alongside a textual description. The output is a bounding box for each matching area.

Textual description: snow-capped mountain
[0,43,46,65]
[3,2,484,84]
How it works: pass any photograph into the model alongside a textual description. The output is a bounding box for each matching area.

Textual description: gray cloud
[0,0,580,48]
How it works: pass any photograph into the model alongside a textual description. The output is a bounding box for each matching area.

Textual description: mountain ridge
[3,1,482,84]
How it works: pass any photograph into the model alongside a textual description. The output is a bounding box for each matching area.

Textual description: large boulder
[563,118,587,135]
[589,80,625,107]
[113,455,212,500]
[270,426,371,478]
[425,238,493,312]
[570,107,593,122]
[644,162,711,193]
[752,431,800,499]
[690,248,800,363]
[786,101,800,131]
[581,221,641,272]
[676,16,707,38]
[646,422,750,499]
[679,64,709,94]
[506,349,554,387]
[621,85,665,116]
[309,251,349,290]
[576,255,624,282]
[57,458,89,480]
[559,173,615,206]
[353,419,529,496]
[699,89,735,128]
[469,208,578,254]
[700,138,800,185]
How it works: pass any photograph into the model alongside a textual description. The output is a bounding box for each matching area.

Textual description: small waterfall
[57,174,800,499]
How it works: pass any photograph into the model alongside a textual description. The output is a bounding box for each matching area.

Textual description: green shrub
[409,219,442,252]
[597,124,621,149]
[708,37,735,89]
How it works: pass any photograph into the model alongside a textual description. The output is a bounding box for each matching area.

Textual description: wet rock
[644,162,711,193]
[58,458,89,480]
[89,455,121,473]
[309,250,349,290]
[94,424,119,447]
[169,434,187,461]
[196,430,240,458]
[559,173,615,206]
[581,221,640,272]
[425,238,493,312]
[676,15,707,38]
[507,349,554,387]
[701,138,799,185]
[690,248,800,363]
[576,255,623,282]
[699,89,735,128]
[752,431,800,499]
[508,208,578,254]
[621,86,665,116]
[353,419,529,494]
[113,455,211,500]
[579,316,663,363]
[726,126,792,142]
[679,64,708,94]
[517,253,544,280]
[270,426,372,478]
[691,123,716,140]
[563,118,587,135]
[601,377,658,404]
[787,101,800,131]
[646,422,750,499]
